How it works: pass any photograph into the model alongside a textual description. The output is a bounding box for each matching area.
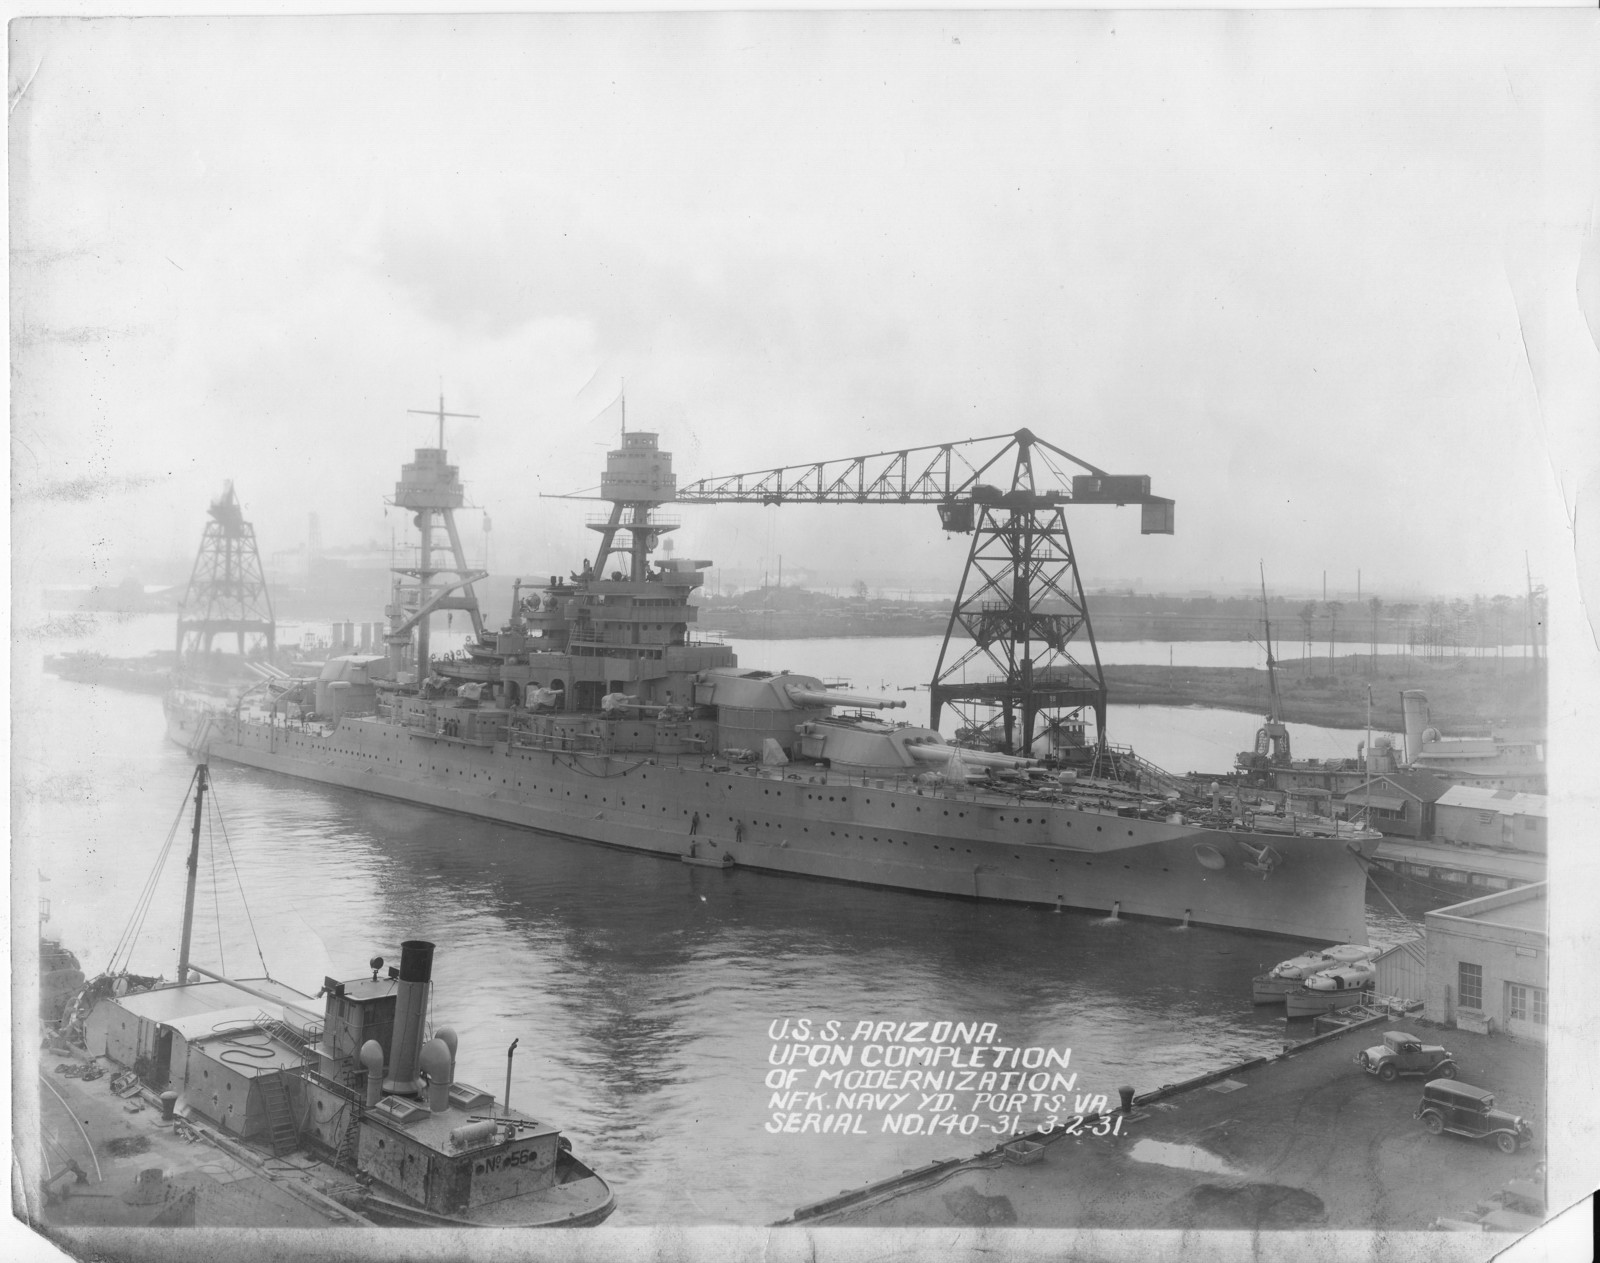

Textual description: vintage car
[1477,1179,1546,1232]
[1356,1030,1457,1082]
[1414,1080,1535,1155]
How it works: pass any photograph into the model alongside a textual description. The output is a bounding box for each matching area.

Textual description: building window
[1458,962,1483,1011]
[1508,983,1547,1026]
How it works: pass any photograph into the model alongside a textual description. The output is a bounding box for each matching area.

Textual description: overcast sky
[11,11,1598,606]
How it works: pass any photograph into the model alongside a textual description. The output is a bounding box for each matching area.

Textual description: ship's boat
[1251,943,1382,1004]
[168,427,1381,945]
[1283,962,1378,1018]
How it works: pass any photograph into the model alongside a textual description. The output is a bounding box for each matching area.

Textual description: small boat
[1284,962,1377,1018]
[1251,943,1380,1004]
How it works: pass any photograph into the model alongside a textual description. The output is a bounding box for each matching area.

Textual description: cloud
[10,12,1594,598]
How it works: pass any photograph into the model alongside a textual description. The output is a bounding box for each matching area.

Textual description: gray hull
[172,706,1376,943]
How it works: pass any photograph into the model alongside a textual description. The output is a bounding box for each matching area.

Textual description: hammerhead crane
[677,429,1174,757]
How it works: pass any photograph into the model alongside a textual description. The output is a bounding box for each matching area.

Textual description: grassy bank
[1103,654,1546,731]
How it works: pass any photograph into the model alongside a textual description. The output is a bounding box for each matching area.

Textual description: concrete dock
[1372,838,1545,891]
[23,1046,370,1247]
[785,1019,1545,1235]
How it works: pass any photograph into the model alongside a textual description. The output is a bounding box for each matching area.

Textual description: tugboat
[62,765,615,1228]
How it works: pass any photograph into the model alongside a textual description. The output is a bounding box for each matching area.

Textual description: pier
[781,1021,1544,1234]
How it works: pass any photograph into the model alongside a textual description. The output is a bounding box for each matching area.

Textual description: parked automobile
[1356,1030,1457,1082]
[1477,1179,1545,1232]
[1414,1080,1535,1155]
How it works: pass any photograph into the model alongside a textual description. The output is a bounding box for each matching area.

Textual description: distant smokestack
[383,940,435,1095]
[1400,691,1428,765]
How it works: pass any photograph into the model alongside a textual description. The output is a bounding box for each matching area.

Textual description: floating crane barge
[170,409,1378,944]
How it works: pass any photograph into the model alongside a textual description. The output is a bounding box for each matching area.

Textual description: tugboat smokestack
[383,939,435,1095]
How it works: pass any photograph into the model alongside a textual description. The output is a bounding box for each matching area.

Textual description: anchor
[1237,839,1282,877]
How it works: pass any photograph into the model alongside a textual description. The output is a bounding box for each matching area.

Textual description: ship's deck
[232,702,1376,843]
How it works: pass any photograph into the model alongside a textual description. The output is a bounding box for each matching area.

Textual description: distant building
[1372,938,1426,1004]
[1433,785,1547,854]
[1337,771,1450,840]
[1423,883,1547,1042]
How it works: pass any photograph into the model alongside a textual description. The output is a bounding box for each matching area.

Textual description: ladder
[334,1064,365,1169]
[255,1010,321,1058]
[1095,743,1188,798]
[257,1071,300,1156]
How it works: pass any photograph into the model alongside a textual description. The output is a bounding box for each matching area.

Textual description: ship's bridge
[600,431,677,504]
[395,449,466,511]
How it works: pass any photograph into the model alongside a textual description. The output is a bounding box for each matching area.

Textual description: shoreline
[1103,658,1544,732]
[44,651,1545,735]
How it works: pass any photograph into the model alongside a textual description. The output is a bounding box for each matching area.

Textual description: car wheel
[1437,1063,1457,1080]
[1422,1111,1444,1135]
[1496,1132,1518,1155]
[1377,1063,1398,1083]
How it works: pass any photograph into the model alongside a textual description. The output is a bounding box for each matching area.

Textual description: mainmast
[587,413,678,583]
[385,397,489,680]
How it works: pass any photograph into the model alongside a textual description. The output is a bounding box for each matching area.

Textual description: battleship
[168,408,1379,943]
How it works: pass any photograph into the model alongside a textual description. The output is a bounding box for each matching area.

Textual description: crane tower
[175,482,276,665]
[677,428,1173,758]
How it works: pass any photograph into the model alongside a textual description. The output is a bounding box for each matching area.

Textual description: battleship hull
[171,703,1376,943]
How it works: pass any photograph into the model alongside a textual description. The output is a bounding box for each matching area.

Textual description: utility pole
[1525,553,1540,669]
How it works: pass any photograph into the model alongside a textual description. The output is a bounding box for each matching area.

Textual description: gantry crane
[176,482,277,663]
[677,428,1173,757]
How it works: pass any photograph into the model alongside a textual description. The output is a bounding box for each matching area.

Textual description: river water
[18,616,1424,1225]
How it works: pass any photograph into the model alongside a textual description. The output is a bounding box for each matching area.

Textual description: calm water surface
[18,622,1425,1225]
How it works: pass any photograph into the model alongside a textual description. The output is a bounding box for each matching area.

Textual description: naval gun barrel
[904,743,1036,770]
[784,685,905,710]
